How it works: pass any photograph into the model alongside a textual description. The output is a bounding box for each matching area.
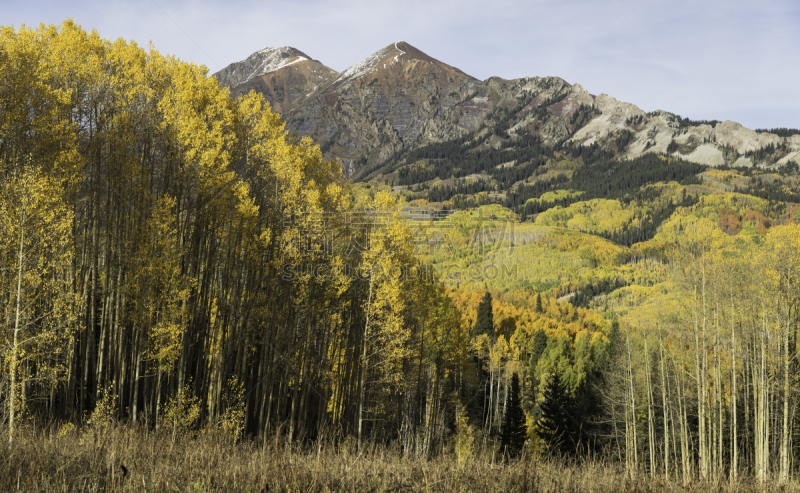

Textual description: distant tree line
[755,127,800,138]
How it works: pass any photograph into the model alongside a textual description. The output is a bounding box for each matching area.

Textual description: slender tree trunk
[675,347,690,484]
[781,306,791,481]
[9,221,25,444]
[731,286,738,481]
[714,297,723,477]
[357,272,374,451]
[645,336,656,478]
[626,329,638,477]
[132,330,142,424]
[660,338,670,480]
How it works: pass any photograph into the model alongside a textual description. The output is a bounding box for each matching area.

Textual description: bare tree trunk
[357,273,374,451]
[781,308,791,481]
[660,337,670,480]
[756,309,768,482]
[8,222,25,444]
[132,328,142,424]
[626,328,638,477]
[674,345,690,485]
[692,281,708,480]
[486,367,494,430]
[700,262,709,480]
[731,285,738,481]
[645,336,656,478]
[714,297,723,477]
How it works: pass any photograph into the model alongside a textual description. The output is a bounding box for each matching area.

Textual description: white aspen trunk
[495,368,502,431]
[758,315,768,482]
[132,337,142,424]
[730,286,738,482]
[502,370,508,427]
[675,349,690,485]
[764,313,770,481]
[671,398,679,481]
[486,367,494,430]
[9,221,24,444]
[700,261,709,480]
[95,294,109,401]
[645,337,655,478]
[692,282,707,480]
[626,329,638,477]
[744,349,751,475]
[714,300,723,477]
[752,337,761,481]
[781,311,790,481]
[357,272,374,451]
[660,339,670,480]
[625,402,633,475]
[155,368,162,430]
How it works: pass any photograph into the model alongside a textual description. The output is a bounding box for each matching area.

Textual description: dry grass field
[2,422,799,492]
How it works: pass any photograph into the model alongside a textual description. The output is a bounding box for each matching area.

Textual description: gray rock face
[282,42,481,173]
[214,43,800,175]
[214,46,316,88]
[213,47,339,115]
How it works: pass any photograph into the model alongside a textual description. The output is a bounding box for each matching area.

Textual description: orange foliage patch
[717,208,742,236]
[743,209,771,234]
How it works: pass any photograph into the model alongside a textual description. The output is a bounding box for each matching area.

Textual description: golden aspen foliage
[0,165,76,442]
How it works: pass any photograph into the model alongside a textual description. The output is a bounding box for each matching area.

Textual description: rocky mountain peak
[327,41,471,89]
[213,40,800,174]
[213,46,317,88]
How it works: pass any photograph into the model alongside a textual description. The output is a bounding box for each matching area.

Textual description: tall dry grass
[1,421,798,492]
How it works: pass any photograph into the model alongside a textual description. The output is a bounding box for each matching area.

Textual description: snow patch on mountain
[242,47,309,83]
[333,46,393,84]
[332,43,410,85]
[213,46,319,88]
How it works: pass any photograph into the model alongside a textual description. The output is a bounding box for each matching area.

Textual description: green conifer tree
[524,329,548,413]
[500,373,527,457]
[473,291,494,337]
[536,371,577,455]
[528,329,548,374]
[470,291,494,427]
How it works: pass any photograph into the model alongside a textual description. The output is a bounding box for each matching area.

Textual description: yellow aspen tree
[138,196,193,428]
[489,336,511,432]
[671,218,726,480]
[0,166,75,444]
[761,224,800,482]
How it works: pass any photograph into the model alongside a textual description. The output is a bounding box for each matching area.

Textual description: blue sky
[4,0,799,129]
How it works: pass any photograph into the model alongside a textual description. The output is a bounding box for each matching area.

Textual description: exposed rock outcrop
[213,43,800,174]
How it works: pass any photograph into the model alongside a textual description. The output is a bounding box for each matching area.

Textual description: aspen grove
[3,22,800,486]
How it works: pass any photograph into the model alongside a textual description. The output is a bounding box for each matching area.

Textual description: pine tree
[524,329,548,413]
[528,329,548,374]
[608,320,621,357]
[469,291,494,429]
[473,291,494,337]
[536,371,577,455]
[535,292,544,313]
[500,373,527,457]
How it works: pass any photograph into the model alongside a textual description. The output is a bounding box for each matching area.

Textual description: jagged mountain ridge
[212,42,800,177]
[213,46,338,113]
[284,41,480,175]
[214,46,314,87]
